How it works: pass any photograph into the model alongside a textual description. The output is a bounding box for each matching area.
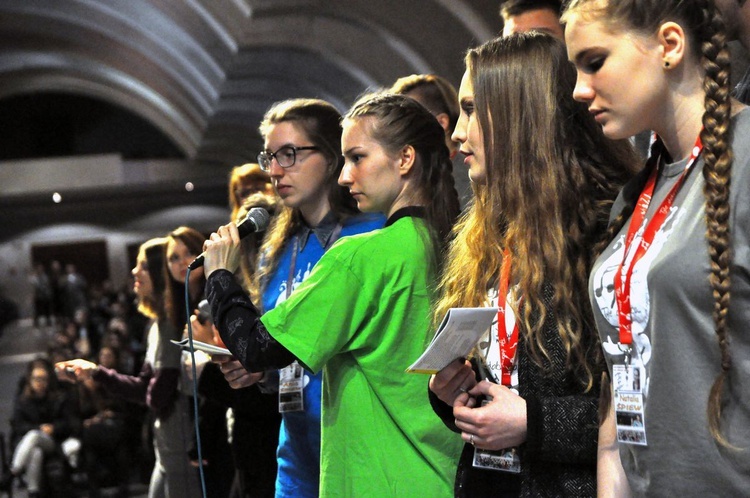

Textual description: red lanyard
[497,249,519,386]
[613,134,703,345]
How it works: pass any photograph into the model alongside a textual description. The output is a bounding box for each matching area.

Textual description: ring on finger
[469,434,475,446]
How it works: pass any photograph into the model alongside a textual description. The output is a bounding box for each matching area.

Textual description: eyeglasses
[257,145,319,171]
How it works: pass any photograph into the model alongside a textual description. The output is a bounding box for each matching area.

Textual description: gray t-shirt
[590,109,750,496]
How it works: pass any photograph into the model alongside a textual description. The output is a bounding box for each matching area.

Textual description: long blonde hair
[435,33,637,388]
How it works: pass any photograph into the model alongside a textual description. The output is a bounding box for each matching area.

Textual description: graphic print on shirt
[275,262,313,308]
[592,204,686,445]
[478,287,519,390]
[472,286,522,472]
[276,261,313,411]
[593,205,686,391]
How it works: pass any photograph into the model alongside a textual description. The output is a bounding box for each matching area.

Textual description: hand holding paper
[407,307,498,374]
[171,338,231,356]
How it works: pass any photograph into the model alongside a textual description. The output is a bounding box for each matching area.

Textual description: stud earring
[664,61,670,68]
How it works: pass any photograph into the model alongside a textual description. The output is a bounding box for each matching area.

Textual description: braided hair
[344,92,461,272]
[565,0,735,447]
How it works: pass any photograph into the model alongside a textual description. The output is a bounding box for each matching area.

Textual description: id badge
[472,447,521,473]
[278,361,305,413]
[613,359,647,446]
[471,399,521,473]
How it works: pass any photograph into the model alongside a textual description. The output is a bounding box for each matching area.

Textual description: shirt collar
[385,206,425,227]
[298,210,339,248]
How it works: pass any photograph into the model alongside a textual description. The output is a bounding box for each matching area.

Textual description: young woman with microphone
[209,98,384,498]
[202,93,464,497]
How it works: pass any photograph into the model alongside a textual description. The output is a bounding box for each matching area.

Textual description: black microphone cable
[185,267,208,498]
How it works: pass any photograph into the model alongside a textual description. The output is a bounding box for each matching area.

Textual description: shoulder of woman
[731,107,750,160]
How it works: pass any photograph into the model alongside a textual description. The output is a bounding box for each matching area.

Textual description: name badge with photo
[279,361,305,413]
[472,446,521,474]
[613,362,647,446]
[471,400,521,473]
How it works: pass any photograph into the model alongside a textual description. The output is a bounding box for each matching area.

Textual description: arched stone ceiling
[0,0,499,241]
[0,0,498,166]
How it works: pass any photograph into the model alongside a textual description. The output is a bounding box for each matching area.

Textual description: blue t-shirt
[262,212,383,498]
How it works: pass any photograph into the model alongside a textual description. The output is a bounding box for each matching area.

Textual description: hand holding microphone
[189,207,271,273]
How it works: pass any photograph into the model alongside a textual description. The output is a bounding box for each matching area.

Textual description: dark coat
[430,289,602,497]
[11,390,78,449]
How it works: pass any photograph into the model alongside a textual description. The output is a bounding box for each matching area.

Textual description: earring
[664,61,670,68]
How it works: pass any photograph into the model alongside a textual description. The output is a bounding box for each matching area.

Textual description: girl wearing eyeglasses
[202,93,464,496]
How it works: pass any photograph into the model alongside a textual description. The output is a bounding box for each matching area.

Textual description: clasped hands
[429,358,528,450]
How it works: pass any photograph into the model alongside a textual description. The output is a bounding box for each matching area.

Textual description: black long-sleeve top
[205,269,295,372]
[429,286,602,497]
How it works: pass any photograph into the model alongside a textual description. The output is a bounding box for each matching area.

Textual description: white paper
[171,338,231,356]
[406,307,498,374]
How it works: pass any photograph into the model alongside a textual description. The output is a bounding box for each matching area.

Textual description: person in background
[4,358,78,498]
[228,163,274,223]
[390,74,460,158]
[389,73,472,204]
[57,237,201,498]
[212,98,384,497]
[202,93,463,497]
[715,0,750,101]
[77,345,130,498]
[428,33,637,497]
[62,263,88,321]
[188,193,282,498]
[164,226,206,337]
[29,263,54,328]
[499,0,563,39]
[564,0,750,494]
[161,226,236,497]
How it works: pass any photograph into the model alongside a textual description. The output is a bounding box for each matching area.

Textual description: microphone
[188,207,271,270]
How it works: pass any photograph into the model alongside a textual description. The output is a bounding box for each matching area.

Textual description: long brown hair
[137,237,167,320]
[435,33,637,389]
[164,227,206,330]
[564,0,735,446]
[254,99,359,308]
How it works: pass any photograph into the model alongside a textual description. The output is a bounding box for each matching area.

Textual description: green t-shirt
[262,215,462,497]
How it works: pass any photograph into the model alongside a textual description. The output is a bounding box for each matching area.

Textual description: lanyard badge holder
[277,225,342,414]
[611,134,703,446]
[279,361,305,413]
[472,249,522,474]
[278,236,306,413]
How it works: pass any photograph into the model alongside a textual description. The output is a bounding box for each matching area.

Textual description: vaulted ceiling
[0,0,499,241]
[0,0,498,166]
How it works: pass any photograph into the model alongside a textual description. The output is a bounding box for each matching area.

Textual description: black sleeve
[206,269,296,372]
[427,358,483,434]
[428,385,460,433]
